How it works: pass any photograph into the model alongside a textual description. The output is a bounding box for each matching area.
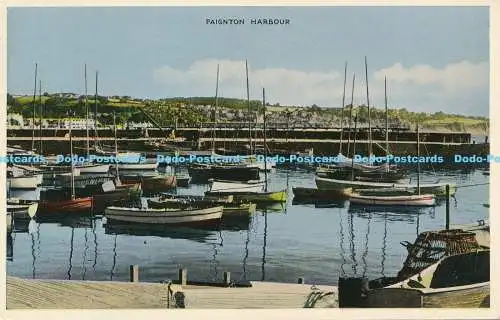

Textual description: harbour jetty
[7,274,338,309]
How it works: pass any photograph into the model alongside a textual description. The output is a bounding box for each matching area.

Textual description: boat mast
[365,56,372,157]
[85,64,89,157]
[416,122,420,195]
[339,61,347,155]
[69,112,75,200]
[31,63,38,152]
[262,88,268,192]
[94,71,99,151]
[39,79,43,154]
[384,76,389,170]
[245,60,252,155]
[113,112,119,178]
[212,64,220,154]
[347,73,355,158]
[351,115,358,181]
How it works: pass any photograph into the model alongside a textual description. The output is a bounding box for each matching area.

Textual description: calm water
[6,168,489,285]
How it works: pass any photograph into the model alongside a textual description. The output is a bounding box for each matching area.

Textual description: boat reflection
[103,219,241,244]
[12,217,32,233]
[348,204,436,220]
[35,214,96,229]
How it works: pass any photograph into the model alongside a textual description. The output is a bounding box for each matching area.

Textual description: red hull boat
[37,197,93,215]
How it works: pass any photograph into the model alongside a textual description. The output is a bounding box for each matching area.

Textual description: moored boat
[188,164,260,182]
[206,190,287,203]
[7,175,40,189]
[292,187,352,201]
[7,199,39,219]
[147,196,256,217]
[37,193,93,216]
[120,174,176,193]
[360,250,490,308]
[209,179,265,193]
[104,205,224,226]
[77,163,110,174]
[315,176,456,197]
[349,193,436,207]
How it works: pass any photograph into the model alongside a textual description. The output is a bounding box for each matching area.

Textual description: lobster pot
[397,229,481,281]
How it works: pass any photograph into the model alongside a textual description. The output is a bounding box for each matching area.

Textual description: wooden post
[179,268,187,285]
[129,265,139,282]
[445,184,450,230]
[297,277,305,284]
[223,271,231,286]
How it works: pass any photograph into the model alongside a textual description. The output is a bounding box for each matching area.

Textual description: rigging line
[67,227,75,280]
[362,213,371,278]
[339,208,346,276]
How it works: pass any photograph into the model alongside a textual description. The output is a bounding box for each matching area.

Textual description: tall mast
[212,64,220,154]
[39,79,43,154]
[69,113,75,200]
[416,123,420,195]
[346,73,355,158]
[339,61,347,155]
[384,76,389,169]
[262,88,268,192]
[245,60,252,155]
[94,71,98,150]
[113,112,119,178]
[31,63,38,152]
[351,115,358,181]
[85,64,89,157]
[365,56,372,156]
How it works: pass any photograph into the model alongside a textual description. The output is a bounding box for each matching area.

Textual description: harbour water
[6,167,489,286]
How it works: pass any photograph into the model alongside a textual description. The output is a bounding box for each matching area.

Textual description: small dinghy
[209,179,265,193]
[104,205,224,226]
[7,198,39,219]
[349,193,436,207]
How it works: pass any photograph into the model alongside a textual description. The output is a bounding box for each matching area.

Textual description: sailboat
[349,120,436,206]
[205,88,287,204]
[317,76,455,197]
[37,113,94,216]
[188,62,260,182]
[77,67,110,174]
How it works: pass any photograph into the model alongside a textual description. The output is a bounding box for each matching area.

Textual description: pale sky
[7,6,489,116]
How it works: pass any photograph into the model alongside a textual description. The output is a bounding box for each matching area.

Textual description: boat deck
[6,276,338,309]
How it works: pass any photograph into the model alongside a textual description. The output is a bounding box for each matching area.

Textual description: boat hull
[104,205,223,225]
[7,202,39,219]
[78,164,110,174]
[188,165,260,182]
[8,176,39,189]
[206,190,287,203]
[37,197,93,215]
[364,283,490,308]
[315,176,456,197]
[209,180,265,193]
[349,194,436,207]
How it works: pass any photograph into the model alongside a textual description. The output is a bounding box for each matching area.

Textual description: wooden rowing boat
[209,179,265,193]
[37,196,93,215]
[147,197,256,217]
[104,205,224,226]
[292,187,352,201]
[7,199,38,219]
[349,193,436,207]
[315,176,456,197]
[205,190,287,203]
[361,250,490,308]
[188,164,260,183]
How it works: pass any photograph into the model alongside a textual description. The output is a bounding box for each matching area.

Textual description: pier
[6,276,338,309]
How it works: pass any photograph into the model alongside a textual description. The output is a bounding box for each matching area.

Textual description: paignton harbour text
[205,18,290,25]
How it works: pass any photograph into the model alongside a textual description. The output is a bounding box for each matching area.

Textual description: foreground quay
[6,276,338,309]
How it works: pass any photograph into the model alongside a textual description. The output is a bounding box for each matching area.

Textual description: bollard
[297,277,305,284]
[178,268,188,285]
[223,271,231,286]
[129,265,139,282]
[445,184,450,230]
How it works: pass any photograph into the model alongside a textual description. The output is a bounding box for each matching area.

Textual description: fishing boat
[147,197,256,217]
[188,163,260,183]
[104,205,224,226]
[361,250,489,308]
[349,193,436,207]
[77,163,110,174]
[209,179,265,193]
[206,190,287,203]
[7,199,38,219]
[292,187,352,201]
[7,175,40,190]
[37,190,93,215]
[315,176,456,197]
[120,174,176,193]
[148,194,234,208]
